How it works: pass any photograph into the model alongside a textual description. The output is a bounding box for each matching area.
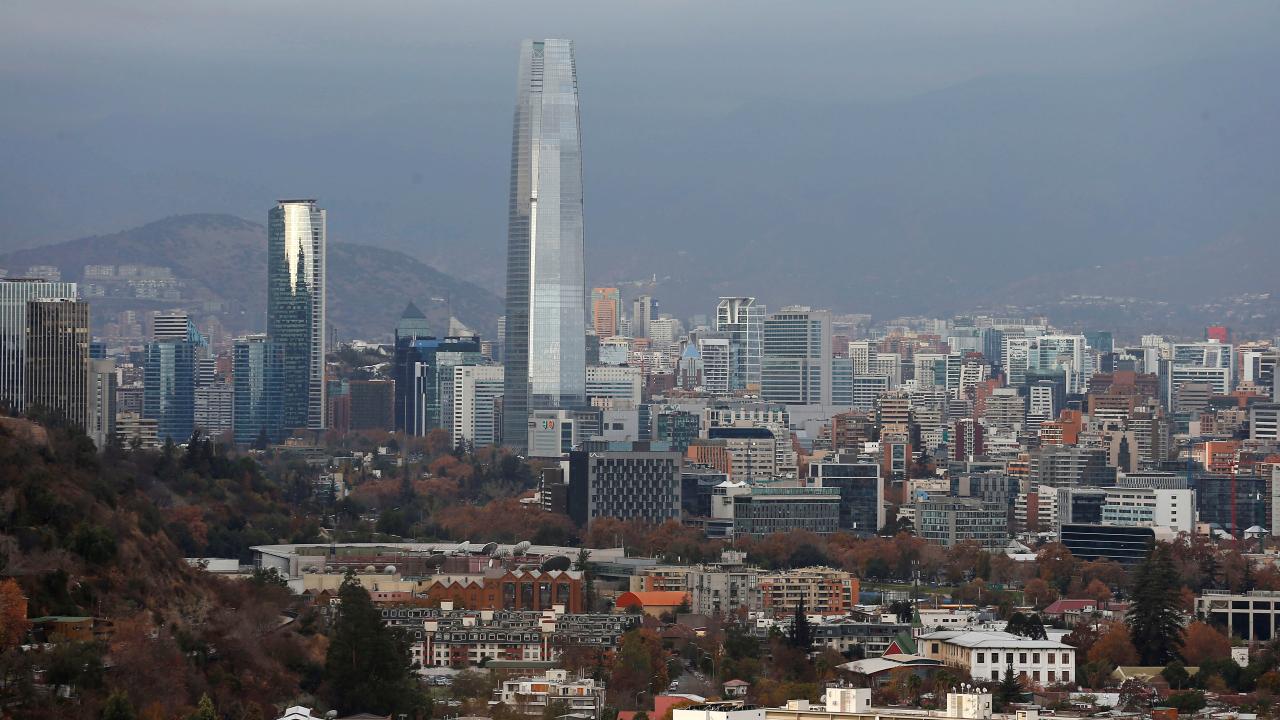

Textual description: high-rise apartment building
[1,279,78,413]
[590,288,620,338]
[267,199,326,432]
[761,306,832,405]
[88,358,116,449]
[716,297,764,390]
[194,384,235,439]
[24,298,91,429]
[502,39,587,451]
[698,336,732,396]
[631,295,657,339]
[233,335,284,446]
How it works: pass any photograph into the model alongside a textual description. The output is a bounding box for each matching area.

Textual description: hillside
[0,214,503,341]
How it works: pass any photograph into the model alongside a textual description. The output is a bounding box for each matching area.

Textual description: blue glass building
[233,335,284,446]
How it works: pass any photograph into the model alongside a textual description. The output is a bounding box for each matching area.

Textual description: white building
[700,337,733,396]
[1100,486,1195,534]
[585,365,642,407]
[453,365,505,449]
[919,630,1075,686]
[491,669,605,718]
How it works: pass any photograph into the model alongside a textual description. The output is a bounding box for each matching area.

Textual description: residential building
[267,199,326,431]
[590,288,620,338]
[88,358,116,449]
[700,336,733,396]
[193,383,234,439]
[491,669,605,718]
[716,297,764,390]
[758,567,858,616]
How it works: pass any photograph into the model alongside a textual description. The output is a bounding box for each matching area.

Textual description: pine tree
[189,694,217,720]
[789,600,812,651]
[324,576,428,716]
[1127,544,1184,665]
[997,664,1023,708]
[101,690,137,720]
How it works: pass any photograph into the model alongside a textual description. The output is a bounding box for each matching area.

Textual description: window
[1007,653,1014,663]
[1033,671,1040,682]
[1047,653,1055,664]
[1048,671,1056,683]
[977,652,985,664]
[1062,671,1070,683]
[1033,653,1040,664]
[1019,653,1027,664]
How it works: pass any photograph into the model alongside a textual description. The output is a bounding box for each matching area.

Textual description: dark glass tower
[233,335,284,446]
[144,339,195,442]
[267,199,326,432]
[502,39,587,451]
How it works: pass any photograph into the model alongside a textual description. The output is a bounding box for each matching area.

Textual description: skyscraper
[1,278,78,413]
[590,287,620,338]
[144,338,195,442]
[24,298,91,429]
[502,39,587,451]
[715,297,764,391]
[268,199,327,432]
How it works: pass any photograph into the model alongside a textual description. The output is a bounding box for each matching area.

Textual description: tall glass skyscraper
[268,199,327,432]
[502,39,587,450]
[144,339,195,442]
[0,278,78,413]
[716,297,765,391]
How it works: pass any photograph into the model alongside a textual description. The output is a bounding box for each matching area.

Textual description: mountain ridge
[0,214,503,341]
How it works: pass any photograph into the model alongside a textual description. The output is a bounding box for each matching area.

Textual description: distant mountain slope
[0,214,502,340]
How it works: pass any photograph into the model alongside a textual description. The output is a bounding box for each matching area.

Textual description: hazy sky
[3,2,1279,316]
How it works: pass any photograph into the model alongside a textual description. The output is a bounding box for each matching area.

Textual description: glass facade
[503,39,587,450]
[233,335,284,446]
[0,279,78,412]
[394,335,482,436]
[267,199,326,432]
[144,340,196,443]
[716,297,764,390]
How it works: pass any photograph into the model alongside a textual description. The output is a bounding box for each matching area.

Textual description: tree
[0,579,31,650]
[1179,622,1230,666]
[996,665,1023,708]
[1082,579,1114,602]
[789,600,812,651]
[1162,661,1191,690]
[1088,623,1139,667]
[101,690,138,720]
[1022,578,1057,609]
[188,694,217,720]
[1005,613,1047,640]
[323,577,428,716]
[1127,544,1184,665]
[1164,690,1207,713]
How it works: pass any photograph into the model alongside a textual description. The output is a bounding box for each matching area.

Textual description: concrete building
[919,629,1075,686]
[762,306,832,405]
[1196,590,1280,643]
[585,365,642,408]
[758,567,858,617]
[491,668,606,718]
[733,486,840,537]
[193,383,234,439]
[453,365,505,449]
[590,287,620,338]
[699,336,733,396]
[23,298,91,430]
[915,497,1008,550]
[566,446,682,526]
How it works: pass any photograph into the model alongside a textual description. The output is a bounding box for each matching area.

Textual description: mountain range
[0,214,503,341]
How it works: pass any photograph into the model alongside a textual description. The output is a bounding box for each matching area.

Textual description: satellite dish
[455,541,471,553]
[364,565,376,573]
[540,556,572,572]
[482,542,499,556]
[513,541,532,555]
[384,565,396,574]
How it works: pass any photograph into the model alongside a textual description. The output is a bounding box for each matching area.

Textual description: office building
[528,408,600,458]
[585,365,642,408]
[267,199,326,431]
[1059,524,1154,564]
[233,335,284,446]
[453,365,505,449]
[699,336,732,396]
[810,458,883,534]
[24,298,91,429]
[1028,446,1116,487]
[732,486,840,537]
[1196,474,1265,536]
[566,446,682,526]
[761,306,832,405]
[918,630,1075,686]
[1196,590,1280,643]
[144,337,195,442]
[915,497,1008,550]
[394,325,482,436]
[1251,403,1280,442]
[631,295,657,339]
[590,287,620,338]
[193,383,234,439]
[0,279,78,413]
[502,39,587,451]
[347,379,395,431]
[716,297,764,390]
